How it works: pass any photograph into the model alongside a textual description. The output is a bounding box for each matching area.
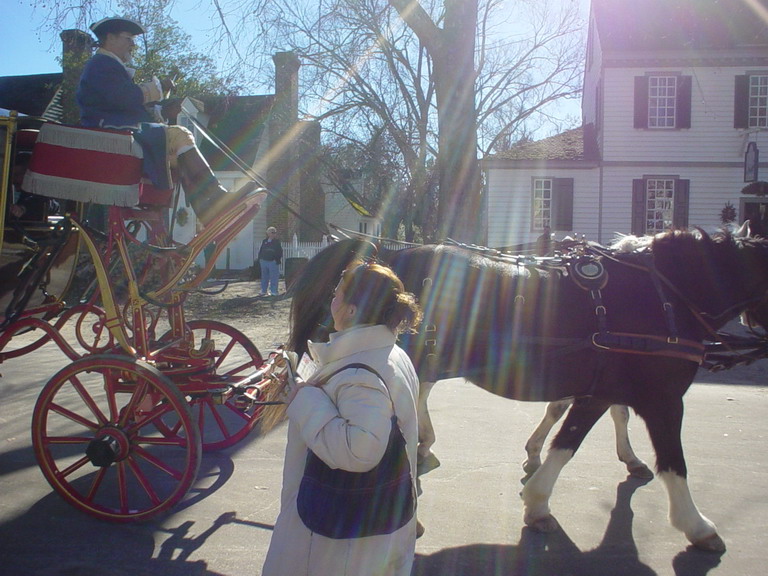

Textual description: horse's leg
[610,405,654,479]
[416,379,441,475]
[635,396,725,552]
[522,398,610,533]
[523,400,572,476]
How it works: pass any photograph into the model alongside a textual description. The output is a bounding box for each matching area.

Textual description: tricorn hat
[90,17,146,38]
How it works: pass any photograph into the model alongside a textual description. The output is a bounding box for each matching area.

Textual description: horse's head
[287,239,378,357]
[651,228,768,331]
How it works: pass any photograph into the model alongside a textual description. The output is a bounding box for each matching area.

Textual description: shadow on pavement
[413,477,724,576]
[0,451,267,576]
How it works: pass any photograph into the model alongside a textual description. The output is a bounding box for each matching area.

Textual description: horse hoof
[627,463,654,480]
[692,533,726,553]
[522,459,540,476]
[525,514,560,533]
[417,451,441,476]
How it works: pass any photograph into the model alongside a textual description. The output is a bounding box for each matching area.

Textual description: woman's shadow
[412,477,723,576]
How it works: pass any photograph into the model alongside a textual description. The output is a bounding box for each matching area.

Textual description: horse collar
[569,257,608,291]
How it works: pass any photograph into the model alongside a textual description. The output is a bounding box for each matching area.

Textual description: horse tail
[288,239,378,356]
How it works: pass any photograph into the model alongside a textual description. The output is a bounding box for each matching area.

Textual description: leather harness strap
[570,253,705,364]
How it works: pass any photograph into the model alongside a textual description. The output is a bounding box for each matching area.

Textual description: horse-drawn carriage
[0,111,287,522]
[6,107,768,553]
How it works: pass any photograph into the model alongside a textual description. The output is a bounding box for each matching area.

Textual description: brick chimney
[267,51,301,239]
[60,29,93,124]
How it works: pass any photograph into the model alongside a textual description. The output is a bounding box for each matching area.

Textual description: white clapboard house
[483,0,768,248]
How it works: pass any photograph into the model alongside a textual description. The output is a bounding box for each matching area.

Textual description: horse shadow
[412,477,724,576]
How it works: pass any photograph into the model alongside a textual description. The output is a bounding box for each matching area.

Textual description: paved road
[1,339,766,575]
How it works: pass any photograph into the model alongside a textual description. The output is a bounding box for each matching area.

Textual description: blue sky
[0,0,218,76]
[0,2,62,76]
[1,0,587,127]
[2,0,590,75]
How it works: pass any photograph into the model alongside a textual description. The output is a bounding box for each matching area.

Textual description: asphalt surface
[1,332,767,576]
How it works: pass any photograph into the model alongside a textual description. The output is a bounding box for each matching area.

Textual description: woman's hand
[284,376,312,405]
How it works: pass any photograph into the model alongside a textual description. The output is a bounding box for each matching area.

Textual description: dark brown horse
[288,229,768,552]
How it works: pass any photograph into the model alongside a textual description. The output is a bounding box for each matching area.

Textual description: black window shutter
[673,179,690,229]
[634,76,649,128]
[552,178,574,230]
[734,75,750,129]
[632,179,646,235]
[676,76,692,128]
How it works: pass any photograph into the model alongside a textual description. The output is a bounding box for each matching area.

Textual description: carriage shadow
[0,449,241,575]
[412,477,723,576]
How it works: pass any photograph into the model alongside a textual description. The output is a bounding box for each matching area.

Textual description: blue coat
[76,52,170,189]
[77,53,155,129]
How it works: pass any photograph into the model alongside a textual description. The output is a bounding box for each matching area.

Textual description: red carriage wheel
[31,355,201,522]
[157,320,265,451]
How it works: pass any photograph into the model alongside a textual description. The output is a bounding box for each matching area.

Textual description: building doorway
[741,199,768,236]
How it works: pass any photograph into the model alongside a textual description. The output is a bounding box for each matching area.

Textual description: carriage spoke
[116,380,151,429]
[84,466,109,502]
[131,444,185,480]
[69,375,109,425]
[124,457,162,506]
[55,455,92,480]
[48,403,100,431]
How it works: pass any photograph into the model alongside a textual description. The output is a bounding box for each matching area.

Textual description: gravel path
[184,277,293,355]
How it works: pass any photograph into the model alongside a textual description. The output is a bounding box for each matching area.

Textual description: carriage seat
[22,123,173,208]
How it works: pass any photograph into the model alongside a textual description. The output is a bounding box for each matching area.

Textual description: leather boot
[177,148,231,226]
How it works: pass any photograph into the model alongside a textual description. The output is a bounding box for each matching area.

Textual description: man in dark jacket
[77,16,258,225]
[257,226,283,296]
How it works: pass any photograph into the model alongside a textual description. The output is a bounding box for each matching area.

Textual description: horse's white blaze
[659,471,718,543]
[521,448,573,523]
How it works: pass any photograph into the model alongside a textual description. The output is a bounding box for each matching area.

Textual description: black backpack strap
[312,363,385,388]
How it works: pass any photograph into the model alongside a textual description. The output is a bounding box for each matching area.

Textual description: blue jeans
[259,259,280,295]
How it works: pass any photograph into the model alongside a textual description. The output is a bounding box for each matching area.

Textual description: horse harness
[415,240,725,381]
[567,249,706,364]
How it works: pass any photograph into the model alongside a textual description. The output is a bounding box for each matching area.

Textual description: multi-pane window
[532,179,552,231]
[635,75,691,129]
[748,74,768,128]
[645,179,675,233]
[648,76,677,128]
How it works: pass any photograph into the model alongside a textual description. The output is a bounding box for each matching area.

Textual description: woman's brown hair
[338,260,422,333]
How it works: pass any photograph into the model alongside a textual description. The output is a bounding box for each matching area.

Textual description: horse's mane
[609,228,755,256]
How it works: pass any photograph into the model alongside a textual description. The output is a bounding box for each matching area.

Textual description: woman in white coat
[262,261,422,576]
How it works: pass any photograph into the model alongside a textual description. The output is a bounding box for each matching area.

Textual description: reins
[181,107,331,239]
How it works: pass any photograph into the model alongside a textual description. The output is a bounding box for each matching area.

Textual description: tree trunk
[390,0,482,244]
[435,0,481,243]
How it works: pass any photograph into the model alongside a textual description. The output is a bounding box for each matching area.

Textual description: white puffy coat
[261,324,420,576]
